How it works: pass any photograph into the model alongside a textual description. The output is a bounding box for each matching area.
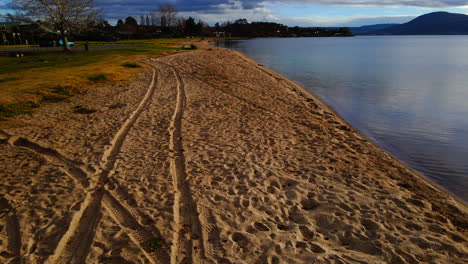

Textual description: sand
[0,44,467,264]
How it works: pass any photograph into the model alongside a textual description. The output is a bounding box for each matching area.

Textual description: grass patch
[121,62,141,68]
[51,85,73,96]
[87,73,108,82]
[143,237,163,252]
[40,95,67,103]
[0,38,211,123]
[0,77,20,83]
[0,101,40,119]
[73,105,96,114]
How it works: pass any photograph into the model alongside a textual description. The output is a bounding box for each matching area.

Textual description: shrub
[87,73,107,82]
[41,95,67,103]
[143,237,163,252]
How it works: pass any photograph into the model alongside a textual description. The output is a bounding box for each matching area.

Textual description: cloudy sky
[1,0,468,26]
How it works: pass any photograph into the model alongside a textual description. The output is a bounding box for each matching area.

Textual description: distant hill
[366,12,468,35]
[349,24,399,35]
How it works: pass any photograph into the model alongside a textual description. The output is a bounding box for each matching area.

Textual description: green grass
[87,73,108,82]
[0,87,75,119]
[121,62,141,68]
[0,44,176,75]
[0,38,187,122]
[73,105,96,114]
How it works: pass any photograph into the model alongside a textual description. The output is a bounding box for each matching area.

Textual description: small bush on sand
[73,105,96,114]
[87,73,107,82]
[143,237,163,252]
[41,95,67,103]
[122,62,141,68]
[51,85,73,96]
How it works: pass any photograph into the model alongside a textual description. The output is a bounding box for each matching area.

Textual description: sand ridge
[0,47,467,263]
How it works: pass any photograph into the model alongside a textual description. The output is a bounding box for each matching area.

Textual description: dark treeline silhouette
[222,19,353,38]
[2,1,353,46]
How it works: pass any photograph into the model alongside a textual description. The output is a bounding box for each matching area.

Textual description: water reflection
[218,36,468,201]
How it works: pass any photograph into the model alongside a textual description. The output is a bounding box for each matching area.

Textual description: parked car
[58,39,74,47]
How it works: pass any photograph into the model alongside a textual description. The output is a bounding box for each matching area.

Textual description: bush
[143,237,163,252]
[41,95,67,103]
[87,73,107,82]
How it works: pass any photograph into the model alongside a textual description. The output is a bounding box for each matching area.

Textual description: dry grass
[0,38,217,121]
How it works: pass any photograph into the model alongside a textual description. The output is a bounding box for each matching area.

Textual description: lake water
[217,36,468,201]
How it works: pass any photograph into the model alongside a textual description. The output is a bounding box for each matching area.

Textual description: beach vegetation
[87,73,108,82]
[143,237,163,252]
[122,62,141,68]
[73,105,97,114]
[51,85,73,96]
[40,95,67,103]
[0,101,40,119]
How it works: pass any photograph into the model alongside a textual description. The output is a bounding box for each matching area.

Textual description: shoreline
[231,48,467,206]
[0,45,466,263]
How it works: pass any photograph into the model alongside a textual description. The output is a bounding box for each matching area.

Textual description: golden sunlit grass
[0,38,211,120]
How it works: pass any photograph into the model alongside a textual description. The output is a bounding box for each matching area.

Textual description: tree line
[4,0,353,51]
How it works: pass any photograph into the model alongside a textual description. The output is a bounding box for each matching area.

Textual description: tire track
[154,60,205,264]
[102,192,170,263]
[0,130,91,189]
[101,67,158,172]
[48,68,161,264]
[1,68,168,263]
[0,195,21,264]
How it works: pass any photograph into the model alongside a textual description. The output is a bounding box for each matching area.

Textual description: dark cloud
[93,0,468,21]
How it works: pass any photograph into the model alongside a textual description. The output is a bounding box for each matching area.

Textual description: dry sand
[0,45,467,264]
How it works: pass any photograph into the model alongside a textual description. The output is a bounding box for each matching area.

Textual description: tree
[158,3,177,28]
[185,17,195,38]
[125,16,138,26]
[116,19,124,27]
[11,0,99,51]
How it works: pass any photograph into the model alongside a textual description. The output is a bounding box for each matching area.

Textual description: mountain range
[351,12,468,35]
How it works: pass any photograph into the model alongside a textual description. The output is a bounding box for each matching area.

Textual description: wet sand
[0,46,467,263]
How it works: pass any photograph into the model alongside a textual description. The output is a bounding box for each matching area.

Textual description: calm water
[218,36,468,201]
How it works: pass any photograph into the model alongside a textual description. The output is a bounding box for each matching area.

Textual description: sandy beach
[0,45,467,263]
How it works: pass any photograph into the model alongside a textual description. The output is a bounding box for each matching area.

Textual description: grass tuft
[87,73,108,82]
[51,85,73,96]
[73,105,96,114]
[143,237,163,252]
[40,95,67,103]
[121,62,141,68]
